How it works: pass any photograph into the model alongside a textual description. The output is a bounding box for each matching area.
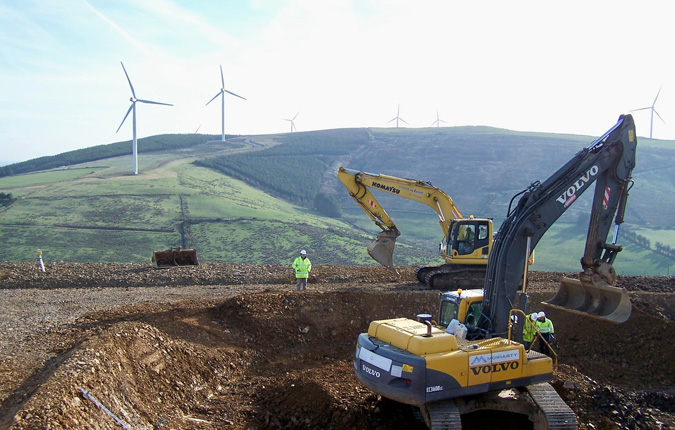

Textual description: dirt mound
[1,263,674,429]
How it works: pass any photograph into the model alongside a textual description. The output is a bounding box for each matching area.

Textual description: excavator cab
[448,219,491,261]
[152,247,199,269]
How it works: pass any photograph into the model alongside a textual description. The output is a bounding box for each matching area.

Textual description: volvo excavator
[353,114,637,429]
[337,167,496,289]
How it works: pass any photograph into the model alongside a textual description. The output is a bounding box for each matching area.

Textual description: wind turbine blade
[654,109,666,124]
[223,88,247,100]
[653,86,662,106]
[206,92,222,106]
[220,64,225,89]
[630,107,651,112]
[116,104,134,133]
[137,99,173,106]
[387,117,397,123]
[293,112,299,120]
[120,62,136,98]
[399,118,408,125]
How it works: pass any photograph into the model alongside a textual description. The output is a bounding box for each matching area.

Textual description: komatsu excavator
[337,167,496,289]
[353,114,637,429]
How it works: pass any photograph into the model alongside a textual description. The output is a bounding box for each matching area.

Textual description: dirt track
[0,262,674,430]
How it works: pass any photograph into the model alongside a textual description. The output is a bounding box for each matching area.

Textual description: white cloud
[0,0,673,163]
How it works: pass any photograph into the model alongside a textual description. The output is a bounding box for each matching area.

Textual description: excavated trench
[1,263,674,430]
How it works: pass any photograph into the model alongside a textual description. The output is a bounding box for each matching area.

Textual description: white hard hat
[537,311,546,319]
[300,249,307,255]
[530,313,538,321]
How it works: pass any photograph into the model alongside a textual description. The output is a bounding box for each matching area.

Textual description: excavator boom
[481,114,636,333]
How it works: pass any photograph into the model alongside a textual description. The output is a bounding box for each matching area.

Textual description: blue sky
[1,0,673,164]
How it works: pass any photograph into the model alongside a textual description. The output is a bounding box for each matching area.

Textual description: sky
[1,0,674,164]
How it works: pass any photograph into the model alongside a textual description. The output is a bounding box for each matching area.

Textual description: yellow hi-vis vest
[523,313,537,342]
[292,256,311,278]
[536,318,554,334]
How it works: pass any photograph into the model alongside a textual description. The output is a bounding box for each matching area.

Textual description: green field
[0,127,673,276]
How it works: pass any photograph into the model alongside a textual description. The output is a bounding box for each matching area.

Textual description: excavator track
[421,400,462,430]
[525,383,578,429]
[418,383,577,430]
[422,266,487,290]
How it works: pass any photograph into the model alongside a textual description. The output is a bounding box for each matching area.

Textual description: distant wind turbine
[631,87,665,139]
[387,104,407,128]
[116,61,172,175]
[283,112,299,132]
[431,110,447,128]
[205,65,246,142]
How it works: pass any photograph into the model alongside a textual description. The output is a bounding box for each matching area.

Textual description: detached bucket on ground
[544,277,632,323]
[367,230,400,271]
[152,247,199,269]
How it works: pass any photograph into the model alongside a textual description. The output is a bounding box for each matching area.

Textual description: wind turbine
[205,65,246,141]
[431,110,447,128]
[387,104,407,128]
[116,62,172,175]
[631,87,665,139]
[283,112,299,132]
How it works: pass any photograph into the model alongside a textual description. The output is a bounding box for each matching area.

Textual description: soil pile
[0,263,673,430]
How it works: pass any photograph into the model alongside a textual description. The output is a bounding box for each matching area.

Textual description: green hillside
[0,126,673,276]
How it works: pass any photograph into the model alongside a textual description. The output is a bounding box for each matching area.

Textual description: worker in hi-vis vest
[292,249,312,290]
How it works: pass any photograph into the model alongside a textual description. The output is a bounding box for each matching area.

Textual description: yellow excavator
[354,114,637,429]
[338,167,498,289]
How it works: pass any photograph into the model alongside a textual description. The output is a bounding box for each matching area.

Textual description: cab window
[439,299,459,327]
[457,224,475,255]
[465,301,482,327]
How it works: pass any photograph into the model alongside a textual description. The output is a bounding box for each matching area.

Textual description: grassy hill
[0,126,674,276]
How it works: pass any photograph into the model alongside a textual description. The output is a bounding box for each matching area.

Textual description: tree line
[0,134,218,178]
[623,228,675,262]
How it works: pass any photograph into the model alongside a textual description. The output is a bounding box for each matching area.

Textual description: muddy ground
[0,262,674,430]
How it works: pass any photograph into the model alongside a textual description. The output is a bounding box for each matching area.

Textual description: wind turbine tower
[431,110,447,128]
[283,112,299,132]
[116,62,172,175]
[388,104,407,128]
[631,87,665,139]
[206,65,247,141]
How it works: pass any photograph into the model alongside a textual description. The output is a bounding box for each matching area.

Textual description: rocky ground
[0,262,674,430]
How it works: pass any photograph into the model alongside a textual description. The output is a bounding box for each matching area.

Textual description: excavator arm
[337,167,464,267]
[478,114,637,337]
[337,167,463,236]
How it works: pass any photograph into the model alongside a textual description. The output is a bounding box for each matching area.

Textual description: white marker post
[37,249,45,272]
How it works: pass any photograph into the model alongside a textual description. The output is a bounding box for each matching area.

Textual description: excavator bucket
[152,247,199,269]
[544,276,632,323]
[367,230,399,271]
